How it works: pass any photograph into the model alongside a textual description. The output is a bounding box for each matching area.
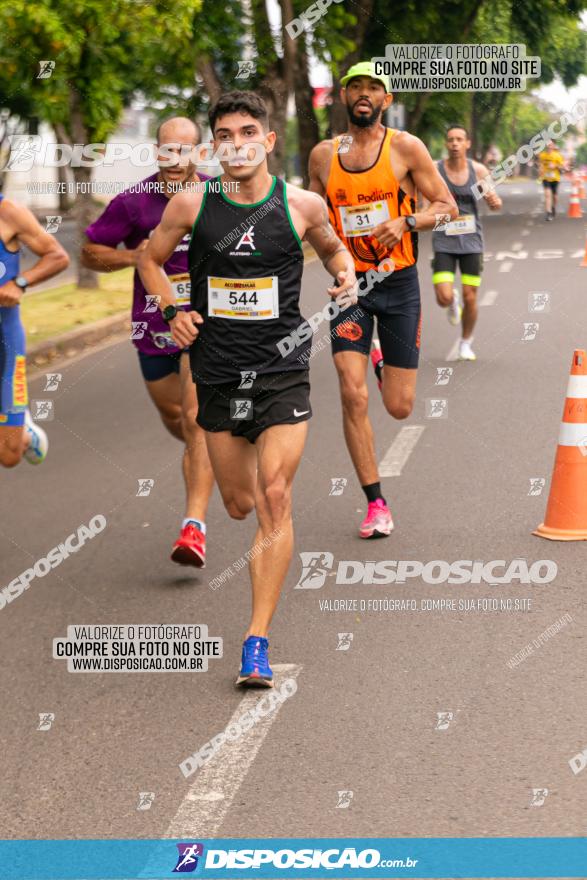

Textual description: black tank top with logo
[188,176,307,384]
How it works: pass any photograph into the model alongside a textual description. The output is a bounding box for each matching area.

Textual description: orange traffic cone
[534,350,587,540]
[568,182,583,218]
[581,236,587,267]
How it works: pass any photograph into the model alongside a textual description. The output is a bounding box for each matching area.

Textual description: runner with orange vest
[309,61,457,538]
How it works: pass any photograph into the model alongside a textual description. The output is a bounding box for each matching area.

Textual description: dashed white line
[165,663,303,838]
[512,242,523,251]
[499,261,513,273]
[521,229,530,236]
[480,289,499,307]
[379,425,425,477]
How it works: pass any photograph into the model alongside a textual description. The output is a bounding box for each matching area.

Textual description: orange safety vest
[325,127,417,273]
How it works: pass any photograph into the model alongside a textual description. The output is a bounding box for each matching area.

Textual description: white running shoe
[23,410,48,464]
[447,287,463,326]
[458,339,477,361]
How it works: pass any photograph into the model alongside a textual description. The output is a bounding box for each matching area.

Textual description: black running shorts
[431,251,484,288]
[330,264,421,369]
[195,370,311,444]
[137,350,182,382]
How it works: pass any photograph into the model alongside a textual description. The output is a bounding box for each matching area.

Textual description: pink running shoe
[370,345,384,391]
[359,498,394,539]
[171,523,206,567]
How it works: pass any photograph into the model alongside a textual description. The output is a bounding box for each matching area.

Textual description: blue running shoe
[236,636,273,687]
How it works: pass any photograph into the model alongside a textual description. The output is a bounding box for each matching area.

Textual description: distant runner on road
[82,117,214,568]
[538,141,566,221]
[0,196,69,468]
[431,124,502,362]
[309,60,457,539]
[139,91,357,686]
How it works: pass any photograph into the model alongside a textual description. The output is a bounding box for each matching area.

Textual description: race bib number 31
[208,276,279,320]
[339,201,390,237]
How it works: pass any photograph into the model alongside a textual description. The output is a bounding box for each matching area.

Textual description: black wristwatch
[405,215,417,231]
[161,304,178,323]
[14,275,28,291]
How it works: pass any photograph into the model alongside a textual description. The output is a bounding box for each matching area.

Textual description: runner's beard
[348,104,381,128]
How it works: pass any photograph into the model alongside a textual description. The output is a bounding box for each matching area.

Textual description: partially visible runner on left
[0,196,69,468]
[82,116,215,567]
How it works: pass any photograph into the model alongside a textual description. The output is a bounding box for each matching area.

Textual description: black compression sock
[362,482,385,504]
[372,355,384,382]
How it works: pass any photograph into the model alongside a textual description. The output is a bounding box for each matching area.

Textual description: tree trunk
[328,0,375,136]
[68,92,98,288]
[406,93,432,135]
[72,164,98,288]
[257,74,289,176]
[472,91,508,161]
[251,0,296,177]
[196,56,224,107]
[54,123,74,213]
[471,93,482,159]
[294,34,319,186]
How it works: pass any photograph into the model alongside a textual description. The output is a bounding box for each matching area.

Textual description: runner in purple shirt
[82,116,214,568]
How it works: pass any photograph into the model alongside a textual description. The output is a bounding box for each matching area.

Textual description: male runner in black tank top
[139,91,356,687]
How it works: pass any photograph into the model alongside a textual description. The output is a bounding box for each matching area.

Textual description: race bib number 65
[207,276,279,320]
[168,272,191,306]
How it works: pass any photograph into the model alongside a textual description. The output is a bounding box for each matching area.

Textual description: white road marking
[511,188,523,195]
[446,338,461,361]
[165,663,302,838]
[512,242,523,251]
[499,261,513,273]
[521,229,530,236]
[480,289,499,307]
[379,426,425,477]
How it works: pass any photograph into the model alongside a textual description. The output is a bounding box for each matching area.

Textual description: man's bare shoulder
[166,187,203,223]
[471,159,490,179]
[285,182,325,219]
[309,139,335,173]
[391,130,428,157]
[310,139,336,159]
[0,197,35,227]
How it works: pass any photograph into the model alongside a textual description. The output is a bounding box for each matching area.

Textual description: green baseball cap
[340,61,389,92]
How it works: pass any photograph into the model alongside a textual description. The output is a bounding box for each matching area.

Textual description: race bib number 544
[207,276,279,320]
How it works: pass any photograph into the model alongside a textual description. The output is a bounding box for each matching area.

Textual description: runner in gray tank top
[431,124,501,361]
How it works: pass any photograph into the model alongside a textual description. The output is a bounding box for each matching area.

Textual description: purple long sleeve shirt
[86,173,208,356]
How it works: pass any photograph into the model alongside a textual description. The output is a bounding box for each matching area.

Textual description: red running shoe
[171,523,206,567]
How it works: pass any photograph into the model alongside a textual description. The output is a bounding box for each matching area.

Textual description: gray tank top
[432,159,483,255]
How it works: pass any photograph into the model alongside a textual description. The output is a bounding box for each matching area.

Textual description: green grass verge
[21,269,133,346]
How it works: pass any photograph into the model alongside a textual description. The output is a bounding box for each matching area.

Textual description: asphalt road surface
[2,180,587,876]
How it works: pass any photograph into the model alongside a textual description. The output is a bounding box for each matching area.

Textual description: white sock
[183,518,206,534]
